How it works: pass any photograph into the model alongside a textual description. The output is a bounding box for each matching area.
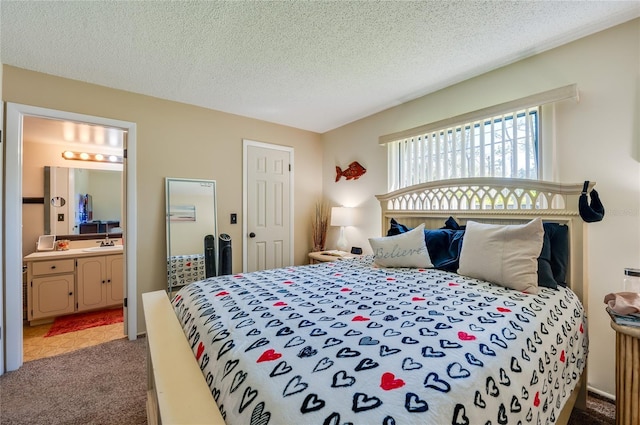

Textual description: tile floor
[23,318,125,362]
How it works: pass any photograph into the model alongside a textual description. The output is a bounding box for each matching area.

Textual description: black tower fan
[204,234,216,278]
[218,234,232,276]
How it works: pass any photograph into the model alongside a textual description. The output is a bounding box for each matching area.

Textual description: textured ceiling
[2,1,639,133]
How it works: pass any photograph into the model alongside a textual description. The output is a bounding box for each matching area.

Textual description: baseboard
[587,385,615,401]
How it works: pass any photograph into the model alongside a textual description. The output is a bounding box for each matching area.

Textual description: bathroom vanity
[23,246,123,324]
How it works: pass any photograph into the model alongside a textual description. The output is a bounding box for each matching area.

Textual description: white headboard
[376,178,592,306]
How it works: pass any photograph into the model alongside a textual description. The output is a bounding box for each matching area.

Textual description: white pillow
[368,223,433,268]
[457,218,543,294]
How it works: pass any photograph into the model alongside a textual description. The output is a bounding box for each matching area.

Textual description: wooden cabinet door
[76,257,107,311]
[106,255,124,306]
[31,274,75,320]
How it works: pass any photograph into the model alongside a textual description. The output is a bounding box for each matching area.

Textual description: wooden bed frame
[143,177,591,425]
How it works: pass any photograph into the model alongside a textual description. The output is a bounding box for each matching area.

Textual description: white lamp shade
[331,207,354,227]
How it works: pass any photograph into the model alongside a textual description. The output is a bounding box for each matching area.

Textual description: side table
[308,251,356,264]
[610,320,640,425]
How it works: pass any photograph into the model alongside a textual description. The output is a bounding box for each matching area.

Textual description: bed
[143,178,590,425]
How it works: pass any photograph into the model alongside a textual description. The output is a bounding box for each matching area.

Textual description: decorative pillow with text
[369,223,433,268]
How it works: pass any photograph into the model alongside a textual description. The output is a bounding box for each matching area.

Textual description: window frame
[388,108,541,191]
[380,85,578,191]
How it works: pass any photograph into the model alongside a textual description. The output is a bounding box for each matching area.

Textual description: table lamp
[331,207,353,252]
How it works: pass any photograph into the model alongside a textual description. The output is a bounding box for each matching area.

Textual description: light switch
[57,213,65,222]
[230,213,237,224]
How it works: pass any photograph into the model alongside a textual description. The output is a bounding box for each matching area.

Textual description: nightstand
[308,251,356,264]
[610,320,640,425]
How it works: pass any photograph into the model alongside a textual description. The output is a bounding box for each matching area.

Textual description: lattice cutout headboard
[376,178,592,305]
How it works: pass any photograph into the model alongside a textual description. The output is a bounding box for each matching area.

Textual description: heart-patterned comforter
[172,256,587,425]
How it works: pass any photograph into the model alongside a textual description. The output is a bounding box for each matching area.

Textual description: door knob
[249,232,256,238]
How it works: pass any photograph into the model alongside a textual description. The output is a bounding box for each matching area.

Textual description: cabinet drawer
[32,259,75,276]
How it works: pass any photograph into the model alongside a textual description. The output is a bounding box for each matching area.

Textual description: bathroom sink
[82,245,123,253]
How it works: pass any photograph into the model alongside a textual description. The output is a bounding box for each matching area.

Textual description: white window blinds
[382,85,578,191]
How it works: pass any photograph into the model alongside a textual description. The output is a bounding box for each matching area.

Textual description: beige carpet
[0,337,146,425]
[568,392,616,425]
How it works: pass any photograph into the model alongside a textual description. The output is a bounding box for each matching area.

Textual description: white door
[243,140,294,272]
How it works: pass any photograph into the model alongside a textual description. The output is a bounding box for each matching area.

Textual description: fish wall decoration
[336,161,366,182]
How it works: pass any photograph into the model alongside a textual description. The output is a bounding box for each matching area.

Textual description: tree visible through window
[388,107,539,191]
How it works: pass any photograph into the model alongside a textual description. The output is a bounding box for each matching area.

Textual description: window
[381,85,578,191]
[388,108,539,191]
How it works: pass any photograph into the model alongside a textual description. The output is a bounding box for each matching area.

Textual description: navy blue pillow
[387,218,464,272]
[443,216,464,230]
[387,218,411,236]
[545,223,569,287]
[424,228,465,272]
[538,227,558,289]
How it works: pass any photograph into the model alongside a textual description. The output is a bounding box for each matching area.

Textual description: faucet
[99,233,115,247]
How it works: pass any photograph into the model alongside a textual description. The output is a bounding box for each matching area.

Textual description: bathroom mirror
[44,166,122,236]
[165,177,218,293]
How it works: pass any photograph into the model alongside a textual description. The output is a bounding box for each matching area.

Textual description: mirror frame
[165,177,218,293]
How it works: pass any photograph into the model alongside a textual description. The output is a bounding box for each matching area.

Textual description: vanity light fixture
[62,150,123,164]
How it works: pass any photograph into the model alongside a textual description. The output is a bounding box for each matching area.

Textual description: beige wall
[321,19,640,396]
[3,66,323,333]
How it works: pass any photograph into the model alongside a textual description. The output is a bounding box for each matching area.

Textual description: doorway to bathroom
[23,115,125,361]
[4,103,138,372]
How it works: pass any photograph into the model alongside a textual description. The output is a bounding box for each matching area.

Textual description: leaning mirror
[165,178,218,293]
